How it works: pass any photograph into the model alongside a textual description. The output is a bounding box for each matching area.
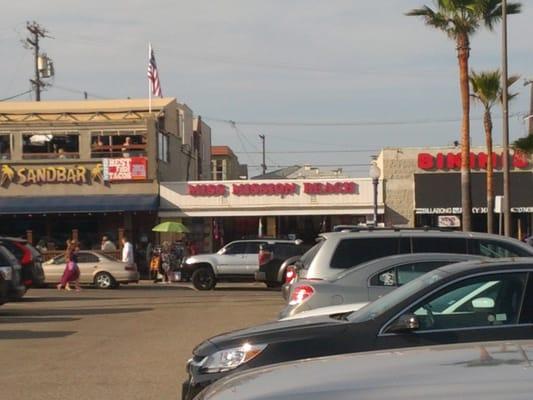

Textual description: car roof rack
[334,226,459,233]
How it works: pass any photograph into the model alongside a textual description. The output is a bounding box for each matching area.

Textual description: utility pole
[526,79,533,136]
[259,134,266,175]
[25,21,53,101]
[501,0,511,237]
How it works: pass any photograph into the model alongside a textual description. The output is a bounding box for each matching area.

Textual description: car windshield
[347,269,448,322]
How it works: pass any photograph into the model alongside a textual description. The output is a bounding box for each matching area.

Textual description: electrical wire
[0,89,33,102]
[50,84,112,100]
[233,149,378,154]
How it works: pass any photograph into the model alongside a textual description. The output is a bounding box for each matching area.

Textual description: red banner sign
[188,184,226,196]
[418,152,529,171]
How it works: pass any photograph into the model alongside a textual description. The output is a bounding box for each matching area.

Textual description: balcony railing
[91,144,147,158]
[22,152,80,160]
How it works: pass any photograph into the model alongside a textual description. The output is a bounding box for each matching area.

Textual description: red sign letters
[418,152,529,171]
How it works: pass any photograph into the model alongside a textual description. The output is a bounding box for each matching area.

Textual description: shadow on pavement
[0,330,76,340]
[0,307,153,317]
[0,316,81,323]
[12,297,117,303]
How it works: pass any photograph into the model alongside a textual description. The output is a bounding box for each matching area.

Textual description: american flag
[147,44,162,97]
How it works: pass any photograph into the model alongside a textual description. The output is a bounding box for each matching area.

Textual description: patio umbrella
[152,221,190,233]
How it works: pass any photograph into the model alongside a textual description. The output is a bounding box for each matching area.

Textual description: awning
[0,195,158,214]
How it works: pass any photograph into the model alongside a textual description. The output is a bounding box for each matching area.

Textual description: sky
[0,0,531,177]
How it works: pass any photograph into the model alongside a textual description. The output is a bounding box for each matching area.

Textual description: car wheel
[94,272,116,289]
[191,267,216,290]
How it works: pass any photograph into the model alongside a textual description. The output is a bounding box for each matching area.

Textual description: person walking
[121,236,134,264]
[57,240,81,291]
[101,236,117,252]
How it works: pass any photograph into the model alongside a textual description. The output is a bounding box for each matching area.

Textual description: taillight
[16,243,32,266]
[258,250,273,266]
[285,266,297,284]
[289,285,314,306]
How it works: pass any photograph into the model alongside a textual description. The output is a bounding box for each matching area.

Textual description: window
[91,130,147,158]
[370,261,448,287]
[224,242,247,255]
[469,239,529,258]
[394,272,528,331]
[411,237,467,254]
[212,159,224,180]
[77,253,99,263]
[0,250,10,267]
[22,132,79,159]
[0,134,10,160]
[157,132,169,162]
[330,238,398,269]
[244,242,264,254]
[273,243,302,259]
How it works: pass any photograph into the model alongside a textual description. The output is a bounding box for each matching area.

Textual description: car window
[77,253,99,263]
[2,242,23,259]
[411,237,467,254]
[273,243,300,259]
[396,272,528,331]
[244,242,264,254]
[0,248,11,267]
[370,261,450,287]
[301,241,324,269]
[469,239,529,258]
[330,238,398,269]
[224,243,248,255]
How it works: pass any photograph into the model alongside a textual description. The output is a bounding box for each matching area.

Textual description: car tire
[191,267,216,290]
[94,272,116,289]
[265,281,281,288]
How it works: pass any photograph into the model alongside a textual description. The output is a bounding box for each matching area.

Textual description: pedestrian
[57,240,81,291]
[121,236,134,264]
[160,241,172,283]
[150,248,162,282]
[101,235,117,252]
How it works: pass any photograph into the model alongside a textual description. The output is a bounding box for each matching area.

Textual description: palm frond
[514,135,533,154]
[477,0,522,31]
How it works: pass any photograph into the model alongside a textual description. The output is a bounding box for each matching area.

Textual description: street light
[369,157,381,226]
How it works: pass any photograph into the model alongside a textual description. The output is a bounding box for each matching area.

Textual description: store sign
[303,181,357,195]
[103,157,147,181]
[438,215,461,228]
[0,164,88,186]
[188,184,226,196]
[233,183,297,196]
[418,152,529,171]
[187,181,359,197]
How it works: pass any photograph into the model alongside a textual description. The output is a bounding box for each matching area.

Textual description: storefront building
[378,146,533,237]
[0,98,210,253]
[159,178,383,251]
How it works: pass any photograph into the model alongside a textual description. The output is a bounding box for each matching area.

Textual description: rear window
[0,248,11,267]
[1,241,24,260]
[411,237,467,253]
[272,243,304,259]
[301,241,324,270]
[330,238,398,269]
[469,239,530,258]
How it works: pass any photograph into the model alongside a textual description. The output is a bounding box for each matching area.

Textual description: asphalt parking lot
[0,282,284,400]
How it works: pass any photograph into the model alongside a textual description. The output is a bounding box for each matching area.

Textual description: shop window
[22,133,79,159]
[0,134,10,160]
[91,130,147,158]
[157,132,169,162]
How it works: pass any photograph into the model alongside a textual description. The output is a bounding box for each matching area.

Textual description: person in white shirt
[101,236,117,252]
[121,237,134,264]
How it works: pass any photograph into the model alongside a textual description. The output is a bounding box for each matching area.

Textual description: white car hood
[279,302,369,321]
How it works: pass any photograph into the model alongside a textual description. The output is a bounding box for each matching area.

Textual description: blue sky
[1,0,531,177]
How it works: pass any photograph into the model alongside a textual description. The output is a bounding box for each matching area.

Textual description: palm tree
[469,70,519,233]
[406,0,521,231]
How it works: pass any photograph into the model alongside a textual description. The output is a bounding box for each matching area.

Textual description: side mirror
[388,314,420,333]
[472,297,495,309]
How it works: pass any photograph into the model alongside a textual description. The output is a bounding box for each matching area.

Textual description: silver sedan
[280,252,485,318]
[43,250,139,289]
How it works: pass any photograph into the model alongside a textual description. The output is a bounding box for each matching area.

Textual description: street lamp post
[501,0,511,236]
[369,157,381,226]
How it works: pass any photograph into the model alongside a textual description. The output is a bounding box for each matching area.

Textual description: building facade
[211,146,248,180]
[0,98,210,252]
[160,178,383,251]
[379,146,533,237]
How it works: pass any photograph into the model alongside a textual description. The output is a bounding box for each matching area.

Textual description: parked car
[43,250,139,289]
[182,258,533,399]
[299,229,533,281]
[0,244,26,301]
[0,237,45,288]
[195,339,533,400]
[280,253,486,318]
[182,239,302,290]
[254,241,309,288]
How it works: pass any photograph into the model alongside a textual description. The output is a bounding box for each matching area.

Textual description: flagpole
[148,42,152,113]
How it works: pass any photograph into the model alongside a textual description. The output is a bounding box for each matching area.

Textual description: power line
[0,89,33,102]
[205,113,522,128]
[51,84,112,100]
[247,163,370,168]
[233,149,378,154]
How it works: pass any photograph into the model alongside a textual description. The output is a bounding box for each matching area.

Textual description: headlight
[0,267,13,281]
[185,258,194,265]
[201,343,267,373]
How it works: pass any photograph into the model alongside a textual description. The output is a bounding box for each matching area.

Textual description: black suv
[0,244,26,302]
[254,240,309,288]
[0,237,45,288]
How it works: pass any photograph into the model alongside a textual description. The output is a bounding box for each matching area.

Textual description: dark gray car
[196,339,533,400]
[280,253,485,318]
